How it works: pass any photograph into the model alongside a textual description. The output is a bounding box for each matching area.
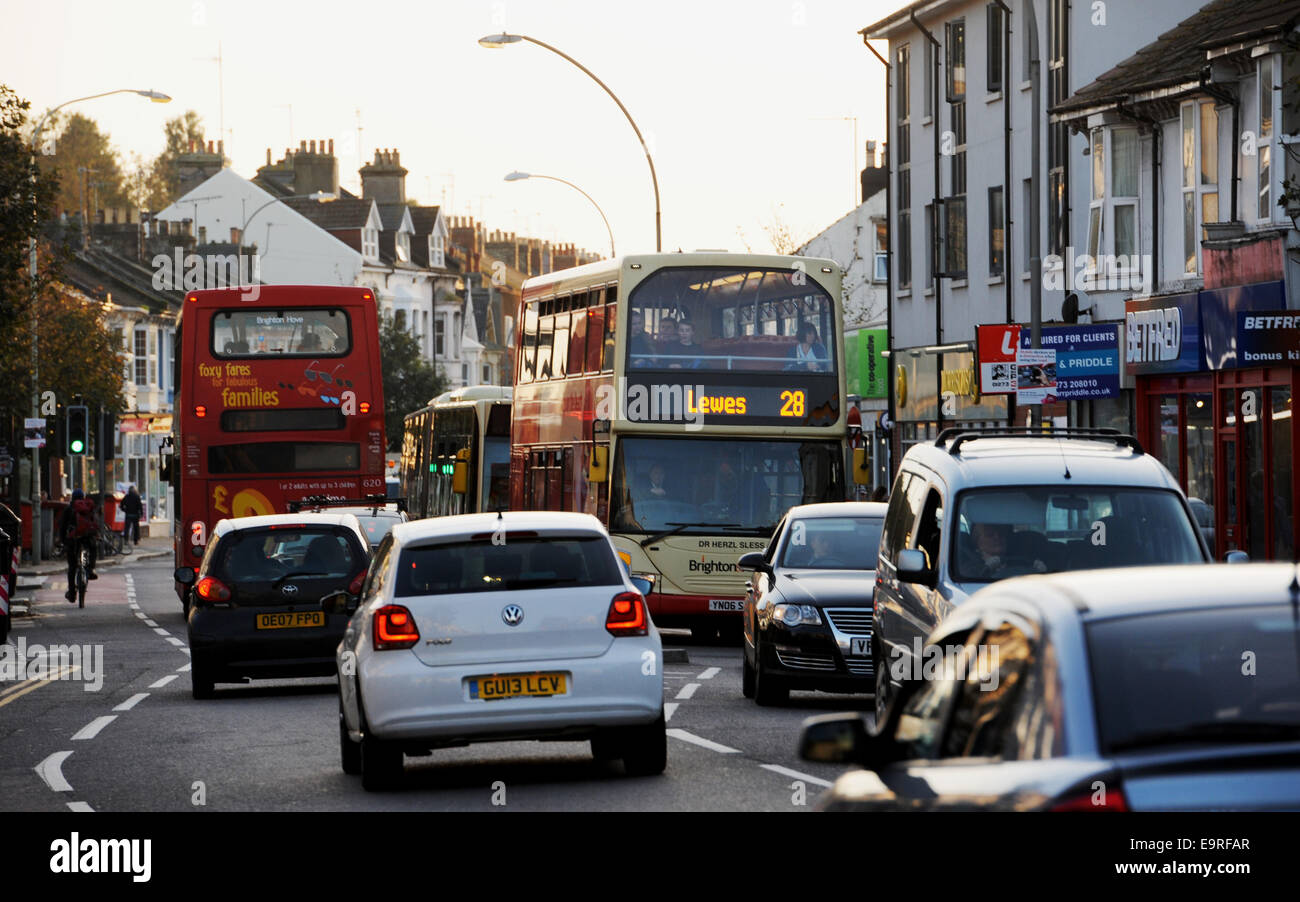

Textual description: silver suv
[871,427,1220,722]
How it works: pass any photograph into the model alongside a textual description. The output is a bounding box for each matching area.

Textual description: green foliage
[127,110,205,211]
[0,85,58,321]
[379,312,447,452]
[43,112,129,216]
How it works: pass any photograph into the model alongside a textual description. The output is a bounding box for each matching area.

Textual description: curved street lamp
[26,88,171,565]
[504,171,615,259]
[241,190,337,241]
[479,33,661,252]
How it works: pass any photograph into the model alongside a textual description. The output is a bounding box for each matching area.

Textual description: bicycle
[71,540,89,608]
[97,523,124,557]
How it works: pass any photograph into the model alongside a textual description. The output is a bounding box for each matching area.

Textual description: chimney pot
[328,138,334,155]
[310,140,317,154]
[300,140,307,152]
[218,139,224,156]
[267,148,272,165]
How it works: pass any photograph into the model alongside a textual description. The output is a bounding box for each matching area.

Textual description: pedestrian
[122,485,143,545]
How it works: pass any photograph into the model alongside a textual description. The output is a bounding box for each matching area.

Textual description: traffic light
[66,405,89,456]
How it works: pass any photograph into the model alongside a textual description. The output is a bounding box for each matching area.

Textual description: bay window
[1181,100,1220,276]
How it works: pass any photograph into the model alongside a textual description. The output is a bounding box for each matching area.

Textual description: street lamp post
[504,171,615,259]
[26,89,170,565]
[240,190,336,245]
[479,33,661,252]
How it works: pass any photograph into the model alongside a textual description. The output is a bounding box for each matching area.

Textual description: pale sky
[11,0,894,257]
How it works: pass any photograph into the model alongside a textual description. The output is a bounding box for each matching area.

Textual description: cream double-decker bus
[509,253,848,641]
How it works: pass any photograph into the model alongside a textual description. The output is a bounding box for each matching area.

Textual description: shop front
[1129,281,1296,560]
[893,348,1009,460]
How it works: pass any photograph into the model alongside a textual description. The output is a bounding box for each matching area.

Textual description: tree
[41,112,129,217]
[0,85,58,321]
[378,313,447,452]
[128,111,205,211]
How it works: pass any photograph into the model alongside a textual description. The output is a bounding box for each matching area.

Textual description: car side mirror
[174,567,196,586]
[799,712,871,764]
[321,590,355,615]
[895,549,935,588]
[737,551,772,576]
[1224,550,1249,564]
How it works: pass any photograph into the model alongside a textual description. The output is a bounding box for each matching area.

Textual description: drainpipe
[994,0,1013,326]
[862,35,894,443]
[912,11,944,436]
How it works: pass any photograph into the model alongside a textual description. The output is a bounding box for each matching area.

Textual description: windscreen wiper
[640,522,743,548]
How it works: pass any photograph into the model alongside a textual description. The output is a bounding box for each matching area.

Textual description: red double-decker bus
[170,285,386,600]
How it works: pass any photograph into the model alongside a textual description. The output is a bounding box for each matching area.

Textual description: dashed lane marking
[149,675,178,689]
[166,638,186,647]
[152,628,169,636]
[71,715,117,741]
[143,619,158,628]
[675,682,700,700]
[697,666,721,680]
[113,693,149,712]
[67,801,94,812]
[35,751,75,792]
[666,729,740,754]
[759,764,833,787]
[664,702,679,722]
[176,662,191,672]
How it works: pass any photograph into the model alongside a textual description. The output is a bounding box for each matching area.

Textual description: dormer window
[396,232,410,263]
[363,227,379,260]
[430,233,445,268]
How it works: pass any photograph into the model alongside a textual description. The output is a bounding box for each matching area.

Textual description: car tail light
[606,591,647,636]
[194,576,231,603]
[360,401,370,414]
[374,605,419,650]
[348,571,366,595]
[1050,785,1129,812]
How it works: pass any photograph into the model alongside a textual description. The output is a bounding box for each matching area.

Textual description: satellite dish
[1062,292,1094,323]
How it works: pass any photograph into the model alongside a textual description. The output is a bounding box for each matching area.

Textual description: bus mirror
[452,448,470,495]
[852,448,871,486]
[588,446,609,484]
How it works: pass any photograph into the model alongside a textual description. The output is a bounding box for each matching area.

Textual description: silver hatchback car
[335,511,666,790]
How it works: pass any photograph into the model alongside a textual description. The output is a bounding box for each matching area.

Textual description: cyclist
[58,489,99,602]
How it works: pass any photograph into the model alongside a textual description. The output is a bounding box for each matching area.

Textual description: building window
[944,196,967,279]
[363,227,379,260]
[1086,127,1142,283]
[435,316,444,357]
[988,186,1004,277]
[1182,101,1220,276]
[898,209,911,289]
[483,364,492,383]
[896,43,910,122]
[430,233,445,268]
[926,201,943,284]
[987,4,1003,93]
[874,221,888,282]
[923,38,934,119]
[1047,0,1069,256]
[946,20,966,102]
[394,309,406,332]
[396,232,410,263]
[1258,55,1276,223]
[897,43,912,291]
[133,328,148,387]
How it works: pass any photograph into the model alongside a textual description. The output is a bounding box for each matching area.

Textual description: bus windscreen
[212,308,351,357]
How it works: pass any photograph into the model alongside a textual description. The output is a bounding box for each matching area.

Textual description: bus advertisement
[171,285,386,599]
[400,385,512,519]
[510,253,848,639]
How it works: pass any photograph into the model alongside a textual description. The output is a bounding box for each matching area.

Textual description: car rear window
[1087,605,1300,753]
[394,536,622,596]
[214,527,363,583]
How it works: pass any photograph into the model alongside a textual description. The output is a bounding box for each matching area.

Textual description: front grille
[775,649,837,671]
[825,608,873,634]
[845,659,874,677]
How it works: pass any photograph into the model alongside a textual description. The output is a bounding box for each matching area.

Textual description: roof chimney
[328,138,334,154]
[310,139,317,154]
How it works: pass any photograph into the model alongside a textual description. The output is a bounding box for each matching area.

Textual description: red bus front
[172,286,386,598]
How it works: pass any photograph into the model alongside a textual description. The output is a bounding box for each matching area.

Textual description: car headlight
[773,604,822,627]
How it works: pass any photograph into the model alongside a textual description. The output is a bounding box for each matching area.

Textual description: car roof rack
[287,494,407,514]
[934,426,1144,456]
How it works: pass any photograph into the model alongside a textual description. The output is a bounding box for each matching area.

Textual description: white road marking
[179,648,191,656]
[675,682,700,700]
[149,675,178,689]
[759,764,833,787]
[666,729,740,754]
[143,619,158,627]
[152,628,169,636]
[166,638,186,647]
[66,801,94,812]
[697,666,721,680]
[35,751,75,792]
[133,611,146,619]
[177,662,191,672]
[113,693,149,712]
[664,702,679,721]
[71,715,117,741]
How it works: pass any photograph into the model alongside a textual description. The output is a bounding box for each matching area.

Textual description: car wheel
[753,639,788,707]
[873,636,889,725]
[360,733,403,791]
[621,710,667,777]
[339,704,362,776]
[741,646,756,699]
[190,655,215,700]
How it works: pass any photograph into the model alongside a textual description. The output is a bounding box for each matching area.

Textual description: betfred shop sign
[977,324,1021,394]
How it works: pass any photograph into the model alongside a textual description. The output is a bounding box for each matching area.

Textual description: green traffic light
[71,439,85,453]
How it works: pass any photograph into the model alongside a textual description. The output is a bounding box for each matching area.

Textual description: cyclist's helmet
[71,489,84,500]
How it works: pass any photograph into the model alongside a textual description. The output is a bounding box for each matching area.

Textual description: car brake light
[360,401,370,414]
[194,405,207,418]
[1050,785,1129,812]
[606,591,647,636]
[195,576,232,603]
[348,571,366,595]
[374,605,419,650]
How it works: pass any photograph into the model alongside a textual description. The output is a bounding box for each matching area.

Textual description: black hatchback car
[737,502,887,705]
[176,513,371,698]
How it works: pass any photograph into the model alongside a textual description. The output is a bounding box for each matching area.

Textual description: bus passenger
[666,321,704,370]
[629,309,655,367]
[784,324,828,372]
